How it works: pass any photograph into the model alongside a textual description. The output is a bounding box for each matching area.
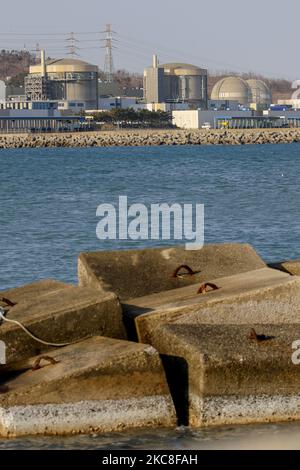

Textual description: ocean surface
[1,143,300,449]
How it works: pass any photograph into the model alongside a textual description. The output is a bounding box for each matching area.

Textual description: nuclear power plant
[2,35,300,133]
[25,51,99,109]
[211,76,272,108]
[144,55,208,109]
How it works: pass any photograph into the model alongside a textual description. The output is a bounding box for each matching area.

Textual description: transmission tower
[101,24,115,83]
[66,32,80,58]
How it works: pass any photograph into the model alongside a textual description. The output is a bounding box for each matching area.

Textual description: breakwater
[1,128,300,148]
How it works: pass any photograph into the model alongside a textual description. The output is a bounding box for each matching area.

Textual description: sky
[0,0,298,79]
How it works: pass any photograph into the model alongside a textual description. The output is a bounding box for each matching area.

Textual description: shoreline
[1,128,300,148]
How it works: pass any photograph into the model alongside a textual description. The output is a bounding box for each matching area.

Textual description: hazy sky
[0,0,298,79]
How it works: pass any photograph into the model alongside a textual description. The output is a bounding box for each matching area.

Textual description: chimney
[41,49,46,77]
[152,54,158,69]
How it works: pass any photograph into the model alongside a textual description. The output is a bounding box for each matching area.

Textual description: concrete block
[145,322,300,427]
[276,260,300,276]
[132,268,296,344]
[0,280,126,365]
[0,336,176,437]
[78,244,266,301]
[0,279,71,304]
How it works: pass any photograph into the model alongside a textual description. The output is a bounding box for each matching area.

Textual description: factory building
[144,55,208,109]
[25,51,99,109]
[173,108,300,130]
[211,76,272,109]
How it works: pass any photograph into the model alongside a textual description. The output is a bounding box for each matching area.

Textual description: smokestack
[152,54,158,69]
[41,49,46,77]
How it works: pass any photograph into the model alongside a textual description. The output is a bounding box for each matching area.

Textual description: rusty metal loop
[32,355,59,371]
[0,297,17,308]
[249,328,269,343]
[173,265,196,278]
[197,282,219,295]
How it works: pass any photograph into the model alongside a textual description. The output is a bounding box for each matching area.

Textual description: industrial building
[211,77,272,109]
[25,51,98,109]
[144,55,208,109]
[0,114,88,134]
[277,99,300,110]
[173,109,250,129]
[172,109,300,130]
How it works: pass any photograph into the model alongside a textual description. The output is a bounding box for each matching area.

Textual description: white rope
[0,307,72,347]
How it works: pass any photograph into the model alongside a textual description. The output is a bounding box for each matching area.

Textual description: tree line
[92,108,173,128]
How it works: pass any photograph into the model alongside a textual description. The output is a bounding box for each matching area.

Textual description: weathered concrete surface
[0,336,176,437]
[78,244,266,301]
[132,267,296,344]
[0,280,126,365]
[276,260,300,276]
[145,323,300,427]
[0,280,70,305]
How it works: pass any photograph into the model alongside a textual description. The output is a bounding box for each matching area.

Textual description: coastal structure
[2,243,300,435]
[144,55,208,109]
[2,128,300,146]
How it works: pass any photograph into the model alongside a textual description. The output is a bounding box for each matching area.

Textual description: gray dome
[246,79,272,104]
[211,77,251,105]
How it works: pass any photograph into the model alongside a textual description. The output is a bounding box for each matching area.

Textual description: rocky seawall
[2,243,300,437]
[1,128,300,148]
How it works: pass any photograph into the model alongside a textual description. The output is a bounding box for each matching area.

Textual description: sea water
[1,143,300,448]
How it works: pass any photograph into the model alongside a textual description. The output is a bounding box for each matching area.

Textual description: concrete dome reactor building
[211,76,272,107]
[246,79,272,105]
[211,77,251,106]
[25,51,99,108]
[144,56,208,109]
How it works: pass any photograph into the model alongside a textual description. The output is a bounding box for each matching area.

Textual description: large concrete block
[0,336,176,437]
[132,268,296,344]
[78,244,266,301]
[0,279,71,304]
[145,322,300,427]
[276,260,300,276]
[0,280,126,365]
